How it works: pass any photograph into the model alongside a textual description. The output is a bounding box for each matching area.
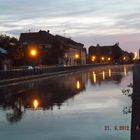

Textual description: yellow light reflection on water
[109,69,111,77]
[33,99,39,109]
[76,81,81,89]
[102,71,105,80]
[124,66,127,76]
[93,72,96,83]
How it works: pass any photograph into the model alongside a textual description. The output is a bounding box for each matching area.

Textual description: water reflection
[0,65,132,124]
[109,68,111,77]
[124,66,127,76]
[92,72,96,83]
[102,71,105,80]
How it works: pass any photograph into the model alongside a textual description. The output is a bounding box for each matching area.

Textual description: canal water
[0,65,133,140]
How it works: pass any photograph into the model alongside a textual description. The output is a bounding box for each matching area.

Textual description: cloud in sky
[0,0,140,52]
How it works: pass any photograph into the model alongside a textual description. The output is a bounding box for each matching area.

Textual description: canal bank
[0,64,133,87]
[131,64,140,140]
[0,64,133,140]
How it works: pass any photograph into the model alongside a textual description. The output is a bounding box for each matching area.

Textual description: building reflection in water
[0,65,132,124]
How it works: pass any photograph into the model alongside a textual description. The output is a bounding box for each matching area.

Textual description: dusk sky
[0,0,140,52]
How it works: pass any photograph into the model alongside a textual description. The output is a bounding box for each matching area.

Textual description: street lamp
[92,55,96,62]
[123,56,126,61]
[101,56,105,61]
[75,53,80,59]
[107,57,111,61]
[30,49,37,57]
[33,99,39,109]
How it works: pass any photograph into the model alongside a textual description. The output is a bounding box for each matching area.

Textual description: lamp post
[74,53,80,65]
[30,49,37,57]
[29,48,38,67]
[91,55,96,62]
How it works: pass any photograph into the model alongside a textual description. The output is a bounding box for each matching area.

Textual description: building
[88,43,132,64]
[19,30,87,66]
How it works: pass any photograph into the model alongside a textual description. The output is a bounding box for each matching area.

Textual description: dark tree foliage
[0,34,23,65]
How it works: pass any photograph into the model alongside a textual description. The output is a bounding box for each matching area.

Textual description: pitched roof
[55,35,84,50]
[19,30,85,51]
[19,30,54,44]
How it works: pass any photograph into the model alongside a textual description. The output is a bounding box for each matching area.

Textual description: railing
[0,64,103,80]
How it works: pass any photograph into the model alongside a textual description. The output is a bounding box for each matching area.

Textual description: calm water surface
[0,65,133,140]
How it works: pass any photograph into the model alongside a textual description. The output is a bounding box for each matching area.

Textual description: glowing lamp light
[33,99,39,109]
[101,57,105,61]
[123,57,126,61]
[108,57,111,61]
[75,53,80,59]
[30,49,37,57]
[92,56,96,61]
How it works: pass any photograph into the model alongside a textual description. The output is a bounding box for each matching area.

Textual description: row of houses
[19,30,86,66]
[19,30,134,66]
[0,30,135,69]
[88,43,134,64]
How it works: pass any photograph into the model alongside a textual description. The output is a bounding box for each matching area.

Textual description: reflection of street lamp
[109,69,111,77]
[124,66,127,76]
[93,72,96,83]
[102,71,105,80]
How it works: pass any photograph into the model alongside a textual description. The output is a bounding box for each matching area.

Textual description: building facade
[19,30,87,66]
[88,43,132,64]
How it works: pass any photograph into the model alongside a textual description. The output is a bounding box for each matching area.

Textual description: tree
[0,34,23,65]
